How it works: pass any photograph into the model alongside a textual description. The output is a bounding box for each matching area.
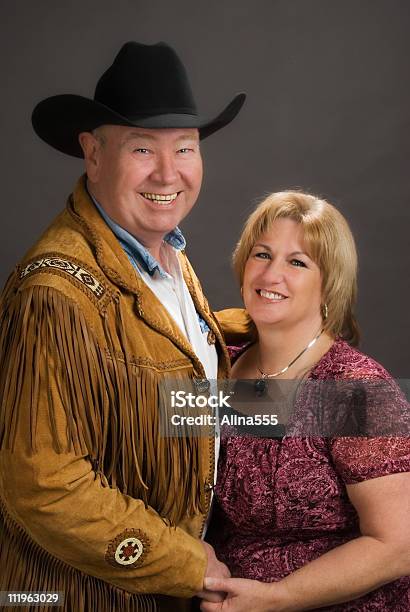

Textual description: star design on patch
[115,537,144,565]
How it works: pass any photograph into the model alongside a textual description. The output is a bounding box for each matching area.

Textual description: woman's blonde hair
[233,191,359,345]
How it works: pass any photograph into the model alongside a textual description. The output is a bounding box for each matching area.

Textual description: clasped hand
[198,544,279,611]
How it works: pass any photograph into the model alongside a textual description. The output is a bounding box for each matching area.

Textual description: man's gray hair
[92,126,107,145]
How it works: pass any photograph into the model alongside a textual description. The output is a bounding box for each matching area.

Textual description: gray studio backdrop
[2,0,409,376]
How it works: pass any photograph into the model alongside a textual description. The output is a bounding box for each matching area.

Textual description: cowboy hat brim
[31,92,246,158]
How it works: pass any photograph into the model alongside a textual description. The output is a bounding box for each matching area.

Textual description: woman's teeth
[259,289,286,300]
[142,192,178,203]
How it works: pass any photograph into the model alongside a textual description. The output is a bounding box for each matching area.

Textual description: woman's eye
[254,252,271,260]
[290,259,306,267]
[178,148,192,153]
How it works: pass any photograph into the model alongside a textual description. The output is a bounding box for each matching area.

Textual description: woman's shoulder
[227,341,254,362]
[228,342,256,378]
[311,339,394,381]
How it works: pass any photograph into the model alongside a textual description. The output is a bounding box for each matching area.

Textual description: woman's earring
[240,286,243,298]
[322,303,328,320]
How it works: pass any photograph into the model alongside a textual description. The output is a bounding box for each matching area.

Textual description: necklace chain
[257,328,324,379]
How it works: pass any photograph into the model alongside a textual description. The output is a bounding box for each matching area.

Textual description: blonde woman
[202,192,410,611]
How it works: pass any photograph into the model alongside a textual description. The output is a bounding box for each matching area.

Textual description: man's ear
[78,132,102,182]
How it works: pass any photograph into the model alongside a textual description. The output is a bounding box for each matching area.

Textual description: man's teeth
[260,289,286,300]
[142,192,178,202]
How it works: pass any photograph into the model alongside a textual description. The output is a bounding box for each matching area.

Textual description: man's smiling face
[80,125,203,250]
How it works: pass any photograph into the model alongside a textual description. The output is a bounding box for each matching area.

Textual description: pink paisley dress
[207,340,410,610]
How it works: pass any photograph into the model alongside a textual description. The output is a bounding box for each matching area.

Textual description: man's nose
[151,152,178,184]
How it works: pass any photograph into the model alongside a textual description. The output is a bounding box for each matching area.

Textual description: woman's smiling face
[243,217,323,331]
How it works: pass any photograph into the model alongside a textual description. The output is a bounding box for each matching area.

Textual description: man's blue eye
[134,148,149,154]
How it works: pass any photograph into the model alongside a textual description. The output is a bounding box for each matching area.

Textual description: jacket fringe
[0,283,206,526]
[0,497,156,612]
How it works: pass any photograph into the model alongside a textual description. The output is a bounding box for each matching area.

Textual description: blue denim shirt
[90,194,185,279]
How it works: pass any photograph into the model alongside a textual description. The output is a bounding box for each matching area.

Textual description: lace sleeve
[330,436,410,484]
[328,366,410,483]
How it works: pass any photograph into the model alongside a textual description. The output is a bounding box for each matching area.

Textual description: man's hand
[199,577,282,611]
[196,542,231,603]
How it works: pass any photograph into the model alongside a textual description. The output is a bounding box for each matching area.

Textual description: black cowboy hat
[32,41,246,158]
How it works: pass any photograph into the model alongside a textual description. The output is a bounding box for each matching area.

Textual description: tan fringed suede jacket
[0,177,249,612]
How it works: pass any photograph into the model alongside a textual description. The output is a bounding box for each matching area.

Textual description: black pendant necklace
[255,328,323,395]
